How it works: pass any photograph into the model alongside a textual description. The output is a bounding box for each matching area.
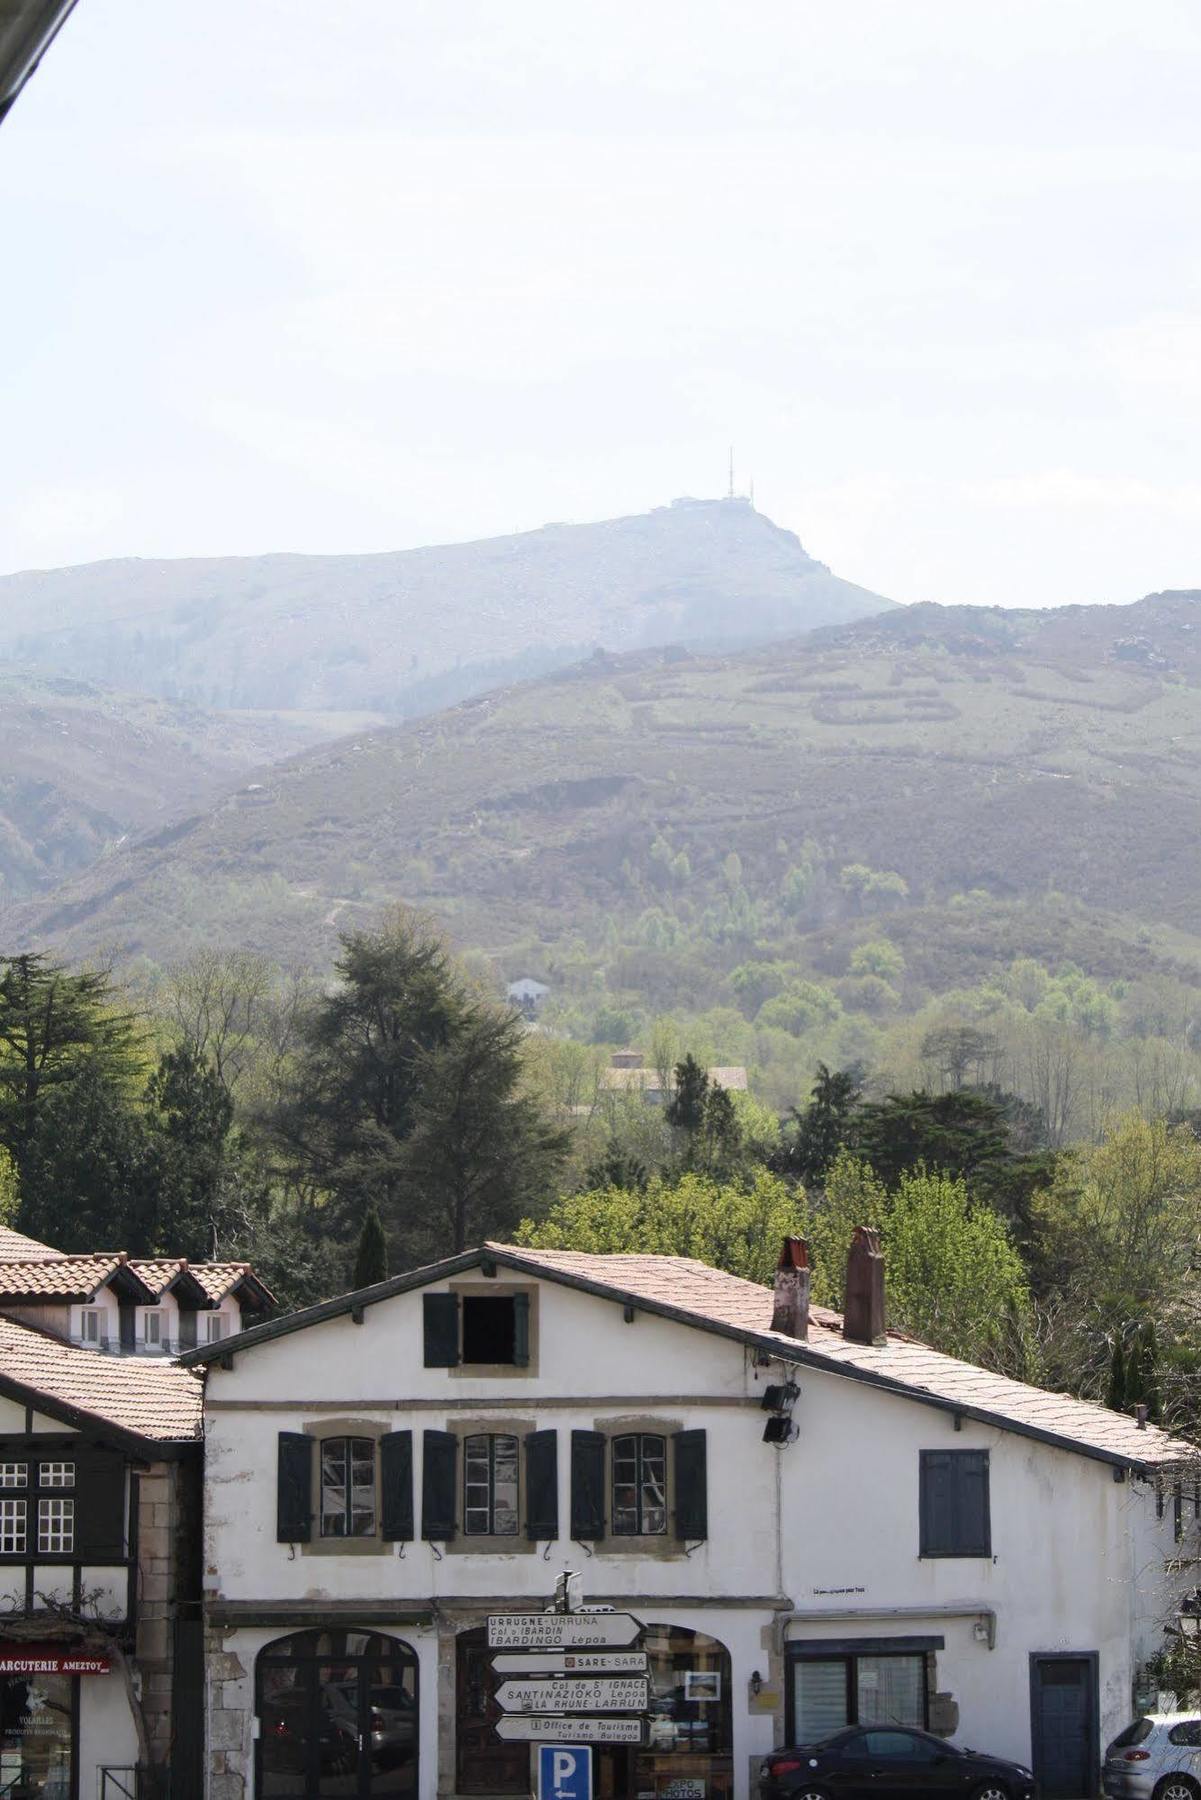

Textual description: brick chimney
[770,1237,810,1341]
[843,1226,886,1346]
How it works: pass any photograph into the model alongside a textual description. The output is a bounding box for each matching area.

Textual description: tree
[146,1044,240,1260]
[805,1152,889,1308]
[851,1088,1011,1190]
[270,912,569,1263]
[162,948,274,1097]
[0,1147,17,1226]
[18,1060,159,1252]
[353,1205,389,1287]
[778,1063,863,1186]
[884,1169,1032,1370]
[665,1054,709,1133]
[0,952,141,1175]
[517,1167,802,1285]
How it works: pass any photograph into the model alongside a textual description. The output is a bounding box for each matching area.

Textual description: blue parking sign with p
[537,1744,592,1800]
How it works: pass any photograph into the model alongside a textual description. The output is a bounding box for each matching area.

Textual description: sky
[2,0,1200,607]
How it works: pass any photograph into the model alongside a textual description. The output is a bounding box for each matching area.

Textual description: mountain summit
[0,499,893,715]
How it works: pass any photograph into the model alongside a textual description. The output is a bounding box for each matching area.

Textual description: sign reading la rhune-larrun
[495,1677,650,1715]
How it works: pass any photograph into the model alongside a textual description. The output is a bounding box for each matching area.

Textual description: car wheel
[969,1784,1011,1800]
[1154,1779,1201,1800]
[788,1790,831,1800]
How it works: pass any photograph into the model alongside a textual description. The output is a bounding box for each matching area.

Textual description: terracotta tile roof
[187,1263,257,1303]
[599,1065,748,1094]
[0,1313,202,1443]
[127,1259,188,1298]
[0,1253,132,1301]
[490,1243,1194,1470]
[0,1227,60,1263]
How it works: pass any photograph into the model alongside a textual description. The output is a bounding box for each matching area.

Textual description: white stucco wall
[201,1273,1187,1800]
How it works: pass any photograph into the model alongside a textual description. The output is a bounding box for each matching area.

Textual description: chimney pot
[843,1226,886,1346]
[1135,1403,1148,1430]
[770,1236,810,1341]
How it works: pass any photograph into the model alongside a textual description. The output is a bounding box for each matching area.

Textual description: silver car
[1103,1714,1201,1800]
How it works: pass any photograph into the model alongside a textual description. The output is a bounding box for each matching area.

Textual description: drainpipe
[775,1603,998,1666]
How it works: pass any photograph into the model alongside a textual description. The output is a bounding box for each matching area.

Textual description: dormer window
[80,1309,105,1346]
[205,1314,228,1345]
[422,1289,533,1371]
[143,1310,164,1348]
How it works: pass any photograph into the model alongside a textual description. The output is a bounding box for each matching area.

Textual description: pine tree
[353,1206,389,1288]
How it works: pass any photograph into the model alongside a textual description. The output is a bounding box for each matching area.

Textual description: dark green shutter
[920,1449,989,1555]
[422,1430,458,1540]
[380,1431,413,1541]
[276,1432,313,1543]
[673,1429,708,1541]
[525,1430,558,1540]
[957,1450,990,1555]
[423,1293,460,1366]
[513,1292,531,1368]
[570,1430,606,1541]
[74,1451,128,1560]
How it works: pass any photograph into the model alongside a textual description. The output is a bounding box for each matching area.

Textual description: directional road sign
[492,1651,648,1676]
[496,1716,643,1744]
[488,1614,642,1650]
[497,1677,649,1715]
[538,1745,592,1800]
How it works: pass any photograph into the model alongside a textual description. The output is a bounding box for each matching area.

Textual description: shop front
[454,1622,734,1800]
[0,1643,115,1800]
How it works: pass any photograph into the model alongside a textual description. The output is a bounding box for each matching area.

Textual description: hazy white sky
[3,0,1200,606]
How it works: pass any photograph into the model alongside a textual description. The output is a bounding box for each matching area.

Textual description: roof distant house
[129,1258,275,1309]
[180,1241,1195,1475]
[599,1052,748,1100]
[0,1251,155,1303]
[0,1311,202,1447]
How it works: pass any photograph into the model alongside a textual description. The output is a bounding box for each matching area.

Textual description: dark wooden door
[1031,1655,1097,1799]
[455,1630,528,1794]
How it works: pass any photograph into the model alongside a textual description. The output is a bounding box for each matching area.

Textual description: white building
[184,1237,1195,1800]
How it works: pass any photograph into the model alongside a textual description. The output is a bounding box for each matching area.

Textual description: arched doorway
[610,1624,733,1800]
[257,1628,419,1800]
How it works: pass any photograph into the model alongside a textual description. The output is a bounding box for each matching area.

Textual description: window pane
[640,1437,667,1535]
[37,1497,74,1554]
[350,1440,376,1536]
[464,1437,491,1535]
[38,1463,75,1489]
[492,1436,519,1536]
[321,1440,348,1538]
[856,1657,924,1729]
[612,1436,639,1535]
[793,1660,849,1740]
[0,1499,26,1555]
[0,1464,27,1489]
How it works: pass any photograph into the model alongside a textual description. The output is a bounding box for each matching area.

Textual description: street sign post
[537,1745,592,1800]
[487,1613,642,1650]
[492,1651,648,1676]
[497,1677,649,1715]
[497,1716,644,1744]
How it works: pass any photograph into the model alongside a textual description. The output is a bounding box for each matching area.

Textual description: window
[463,1434,519,1536]
[857,1730,942,1762]
[38,1462,74,1488]
[37,1497,74,1554]
[919,1449,990,1557]
[790,1652,928,1739]
[0,1499,26,1555]
[612,1433,667,1535]
[80,1309,105,1345]
[0,1464,27,1489]
[320,1437,376,1538]
[461,1297,519,1365]
[205,1313,227,1344]
[143,1310,164,1346]
[1170,1722,1201,1748]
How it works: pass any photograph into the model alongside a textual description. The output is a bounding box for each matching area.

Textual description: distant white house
[506,977,550,1017]
[185,1232,1194,1800]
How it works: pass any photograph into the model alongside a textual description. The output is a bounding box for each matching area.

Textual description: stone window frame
[442,1416,538,1556]
[447,1281,540,1380]
[590,1414,688,1559]
[300,1417,392,1558]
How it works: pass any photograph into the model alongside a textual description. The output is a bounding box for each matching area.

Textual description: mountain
[0,667,370,900]
[7,589,1201,991]
[0,499,894,715]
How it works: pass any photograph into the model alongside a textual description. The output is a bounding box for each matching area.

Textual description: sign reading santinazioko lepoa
[488,1614,642,1649]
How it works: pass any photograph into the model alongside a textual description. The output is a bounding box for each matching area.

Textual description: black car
[760,1725,1036,1800]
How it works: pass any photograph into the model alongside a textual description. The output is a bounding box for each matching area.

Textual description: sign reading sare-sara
[487,1614,643,1650]
[497,1677,649,1715]
[492,1651,649,1676]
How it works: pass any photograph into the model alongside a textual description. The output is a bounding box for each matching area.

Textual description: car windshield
[1111,1719,1155,1750]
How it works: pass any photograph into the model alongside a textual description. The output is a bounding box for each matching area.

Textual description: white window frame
[37,1496,74,1555]
[143,1310,165,1347]
[0,1497,26,1554]
[0,1463,28,1490]
[38,1461,75,1489]
[80,1307,105,1345]
[204,1313,228,1344]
